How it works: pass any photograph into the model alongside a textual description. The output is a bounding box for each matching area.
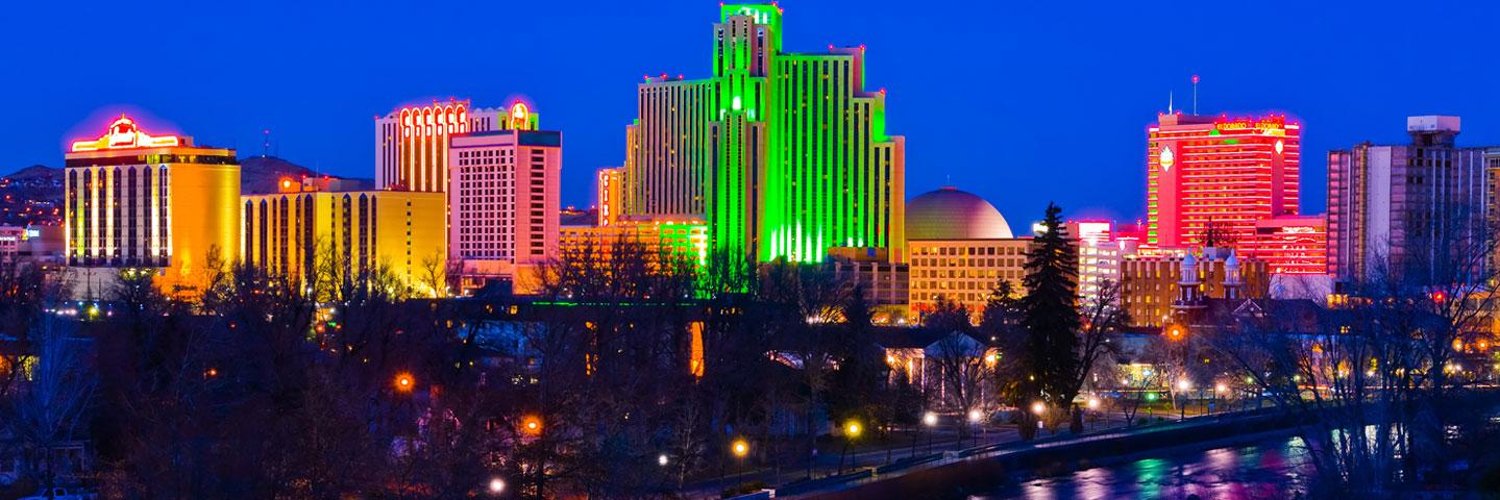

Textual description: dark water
[980,436,1316,500]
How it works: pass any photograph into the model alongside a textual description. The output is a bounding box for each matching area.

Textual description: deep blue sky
[3,1,1497,225]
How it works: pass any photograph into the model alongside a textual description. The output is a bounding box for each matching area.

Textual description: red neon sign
[70,115,182,152]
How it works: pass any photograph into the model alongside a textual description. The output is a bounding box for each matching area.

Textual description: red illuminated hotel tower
[1148,112,1300,248]
[1146,112,1325,274]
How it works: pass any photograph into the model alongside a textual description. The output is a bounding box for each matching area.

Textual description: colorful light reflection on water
[981,436,1315,499]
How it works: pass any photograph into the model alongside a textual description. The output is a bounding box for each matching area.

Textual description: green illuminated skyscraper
[622,3,905,264]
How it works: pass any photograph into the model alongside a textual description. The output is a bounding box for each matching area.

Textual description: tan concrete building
[905,187,1028,321]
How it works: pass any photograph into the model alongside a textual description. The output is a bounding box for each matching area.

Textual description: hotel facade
[64,115,240,297]
[621,4,906,264]
[240,185,447,297]
[1146,112,1325,275]
[447,102,561,293]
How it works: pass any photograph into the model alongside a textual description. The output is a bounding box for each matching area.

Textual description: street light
[488,477,505,495]
[1177,379,1192,420]
[724,438,750,491]
[394,372,415,393]
[522,415,543,436]
[922,411,938,455]
[658,454,670,467]
[1085,397,1100,430]
[841,420,862,473]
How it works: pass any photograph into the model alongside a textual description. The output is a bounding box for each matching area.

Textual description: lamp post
[1086,396,1100,430]
[968,408,984,446]
[725,438,749,489]
[1030,401,1046,433]
[922,411,938,455]
[840,421,862,473]
[1177,379,1192,421]
[1214,382,1227,415]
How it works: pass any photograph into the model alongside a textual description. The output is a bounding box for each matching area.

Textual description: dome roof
[906,187,1013,240]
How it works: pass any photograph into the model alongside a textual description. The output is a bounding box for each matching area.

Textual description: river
[978,435,1317,499]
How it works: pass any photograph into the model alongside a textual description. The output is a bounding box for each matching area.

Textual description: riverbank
[793,409,1306,499]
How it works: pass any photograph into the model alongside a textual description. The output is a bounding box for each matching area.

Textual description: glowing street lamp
[731,439,749,458]
[1086,396,1100,410]
[921,411,938,455]
[658,454,670,467]
[522,415,543,436]
[841,421,863,472]
[488,477,505,495]
[967,408,982,423]
[1030,401,1046,416]
[1176,379,1192,420]
[394,372,415,393]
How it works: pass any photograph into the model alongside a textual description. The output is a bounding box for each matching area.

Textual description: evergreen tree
[978,280,1023,343]
[1018,203,1081,422]
[922,295,972,334]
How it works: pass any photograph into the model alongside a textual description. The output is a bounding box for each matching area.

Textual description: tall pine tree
[1019,203,1081,418]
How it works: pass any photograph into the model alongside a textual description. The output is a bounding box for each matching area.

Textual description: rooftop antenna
[262,129,271,158]
[1168,91,1174,114]
[1191,74,1200,115]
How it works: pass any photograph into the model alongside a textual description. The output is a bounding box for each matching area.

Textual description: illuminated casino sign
[70,115,182,152]
[1215,116,1292,136]
[508,102,530,130]
[1158,145,1174,171]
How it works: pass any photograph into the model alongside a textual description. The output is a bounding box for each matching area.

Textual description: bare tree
[1065,279,1128,431]
[1202,209,1500,495]
[2,317,96,493]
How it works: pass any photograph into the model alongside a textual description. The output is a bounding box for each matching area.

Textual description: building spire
[1168,91,1174,114]
[1191,74,1200,115]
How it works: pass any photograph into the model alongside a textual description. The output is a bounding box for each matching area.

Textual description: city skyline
[4,1,1498,224]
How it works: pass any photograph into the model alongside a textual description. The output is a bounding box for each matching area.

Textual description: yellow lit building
[64,115,240,298]
[241,184,447,297]
[558,216,708,268]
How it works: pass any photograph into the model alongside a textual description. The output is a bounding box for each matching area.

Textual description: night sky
[3,0,1497,226]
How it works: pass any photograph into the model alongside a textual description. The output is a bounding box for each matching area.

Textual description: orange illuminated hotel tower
[64,115,240,296]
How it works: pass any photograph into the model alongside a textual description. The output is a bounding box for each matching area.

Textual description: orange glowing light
[521,415,543,435]
[394,372,414,393]
[1166,324,1186,341]
[71,115,182,152]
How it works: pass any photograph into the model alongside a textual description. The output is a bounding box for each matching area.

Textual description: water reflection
[986,437,1314,499]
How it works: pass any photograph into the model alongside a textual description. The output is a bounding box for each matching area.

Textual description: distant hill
[0,165,64,226]
[238,156,373,194]
[0,157,373,226]
[3,165,62,181]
